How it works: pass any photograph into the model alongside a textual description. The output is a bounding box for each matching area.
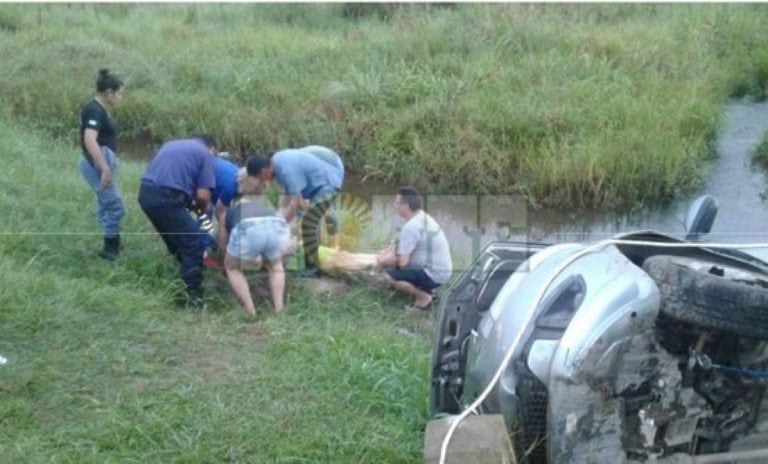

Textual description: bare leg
[390,280,433,307]
[381,272,433,307]
[224,253,259,317]
[266,259,286,313]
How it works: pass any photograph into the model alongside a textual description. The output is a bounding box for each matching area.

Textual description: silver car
[430,196,768,463]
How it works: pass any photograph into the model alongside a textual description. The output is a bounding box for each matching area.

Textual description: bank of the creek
[121,100,768,265]
[357,101,768,265]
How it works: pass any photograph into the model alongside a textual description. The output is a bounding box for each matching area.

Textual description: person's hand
[375,247,394,270]
[99,167,113,189]
[374,254,383,271]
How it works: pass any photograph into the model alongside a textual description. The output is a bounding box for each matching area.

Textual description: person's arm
[194,188,212,214]
[282,195,304,224]
[83,129,112,189]
[375,240,395,266]
[275,165,307,224]
[214,200,226,226]
[194,152,215,213]
[393,228,418,269]
[218,209,230,260]
[214,200,228,256]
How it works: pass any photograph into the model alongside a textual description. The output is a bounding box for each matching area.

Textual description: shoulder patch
[87,119,98,127]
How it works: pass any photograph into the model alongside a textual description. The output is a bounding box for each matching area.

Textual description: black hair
[397,186,422,211]
[246,155,271,176]
[191,134,217,150]
[96,68,124,93]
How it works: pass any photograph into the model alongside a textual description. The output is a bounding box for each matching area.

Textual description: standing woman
[79,68,126,260]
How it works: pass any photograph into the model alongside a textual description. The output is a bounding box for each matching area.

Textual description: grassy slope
[0,119,429,462]
[1,4,768,209]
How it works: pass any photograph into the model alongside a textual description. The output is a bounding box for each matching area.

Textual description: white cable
[438,238,768,464]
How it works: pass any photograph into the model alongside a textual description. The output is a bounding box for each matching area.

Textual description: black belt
[140,184,191,205]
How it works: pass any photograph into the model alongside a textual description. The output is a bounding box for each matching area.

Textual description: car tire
[643,255,768,339]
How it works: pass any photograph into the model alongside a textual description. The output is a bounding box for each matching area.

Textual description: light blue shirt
[272,148,344,200]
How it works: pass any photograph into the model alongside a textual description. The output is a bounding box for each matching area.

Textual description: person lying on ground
[316,245,377,275]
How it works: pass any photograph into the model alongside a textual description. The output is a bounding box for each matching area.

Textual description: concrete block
[424,414,517,464]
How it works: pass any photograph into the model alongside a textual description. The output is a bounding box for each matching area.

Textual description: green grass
[752,131,768,170]
[0,117,430,462]
[1,4,768,209]
[4,4,768,459]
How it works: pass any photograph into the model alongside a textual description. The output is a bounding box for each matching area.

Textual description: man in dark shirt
[137,135,217,312]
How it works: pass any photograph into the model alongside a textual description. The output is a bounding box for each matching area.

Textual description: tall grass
[1,4,768,210]
[753,131,768,169]
[0,116,429,462]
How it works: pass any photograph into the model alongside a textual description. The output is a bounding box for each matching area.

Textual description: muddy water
[350,101,768,263]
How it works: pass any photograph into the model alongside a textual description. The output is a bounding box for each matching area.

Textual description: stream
[352,100,768,265]
[122,101,768,265]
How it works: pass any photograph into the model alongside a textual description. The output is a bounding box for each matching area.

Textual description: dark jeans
[301,190,338,270]
[385,267,440,293]
[138,184,205,294]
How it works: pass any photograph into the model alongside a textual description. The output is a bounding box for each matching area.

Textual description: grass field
[1,4,768,209]
[0,118,430,462]
[4,4,768,462]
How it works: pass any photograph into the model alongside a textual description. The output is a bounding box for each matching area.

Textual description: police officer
[137,135,217,311]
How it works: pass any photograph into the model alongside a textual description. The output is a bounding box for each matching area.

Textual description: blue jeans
[79,147,125,238]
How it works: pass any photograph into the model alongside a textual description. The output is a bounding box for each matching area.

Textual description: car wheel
[643,255,768,339]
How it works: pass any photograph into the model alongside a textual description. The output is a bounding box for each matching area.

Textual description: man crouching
[376,186,453,310]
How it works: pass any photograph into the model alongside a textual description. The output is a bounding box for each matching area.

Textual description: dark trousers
[138,184,205,295]
[301,193,337,270]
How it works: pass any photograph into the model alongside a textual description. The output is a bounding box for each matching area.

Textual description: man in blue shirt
[200,156,240,267]
[246,145,344,277]
[212,157,240,214]
[138,135,217,311]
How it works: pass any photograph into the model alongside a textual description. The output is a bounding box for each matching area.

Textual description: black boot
[185,287,206,314]
[299,247,322,278]
[99,235,120,261]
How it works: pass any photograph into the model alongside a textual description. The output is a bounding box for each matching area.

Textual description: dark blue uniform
[138,138,215,300]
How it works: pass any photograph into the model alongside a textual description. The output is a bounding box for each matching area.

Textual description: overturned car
[431,197,768,463]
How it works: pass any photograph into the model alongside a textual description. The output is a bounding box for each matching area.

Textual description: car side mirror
[684,195,718,241]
